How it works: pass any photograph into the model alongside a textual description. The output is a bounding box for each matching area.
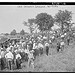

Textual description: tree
[23,18,36,34]
[54,10,73,33]
[35,13,54,31]
[5,33,9,36]
[10,29,17,35]
[20,29,25,35]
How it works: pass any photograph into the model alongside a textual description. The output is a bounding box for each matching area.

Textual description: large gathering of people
[0,32,71,71]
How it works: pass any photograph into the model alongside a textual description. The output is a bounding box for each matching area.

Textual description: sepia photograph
[0,2,75,73]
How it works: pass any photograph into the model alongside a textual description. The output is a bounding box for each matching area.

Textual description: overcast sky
[0,5,75,34]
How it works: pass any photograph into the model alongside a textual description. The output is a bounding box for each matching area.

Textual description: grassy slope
[34,44,75,72]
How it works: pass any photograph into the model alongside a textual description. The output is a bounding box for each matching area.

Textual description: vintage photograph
[0,2,75,72]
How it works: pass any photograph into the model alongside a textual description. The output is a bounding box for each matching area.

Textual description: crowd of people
[0,33,70,71]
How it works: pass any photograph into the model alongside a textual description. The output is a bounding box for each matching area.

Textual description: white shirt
[27,45,30,50]
[14,45,17,48]
[38,37,41,40]
[10,45,13,48]
[33,43,36,49]
[53,34,55,35]
[5,51,14,59]
[21,49,24,52]
[1,51,5,58]
[18,49,22,52]
[34,45,38,49]
[61,35,64,38]
[64,33,67,36]
[28,52,34,59]
[14,49,18,53]
[0,55,1,59]
[43,36,47,39]
[17,44,19,48]
[16,54,21,59]
[38,43,44,48]
[52,36,54,39]
[60,42,65,46]
[25,49,29,54]
[6,47,11,52]
[49,40,52,43]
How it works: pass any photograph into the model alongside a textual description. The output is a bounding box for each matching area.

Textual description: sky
[0,5,75,34]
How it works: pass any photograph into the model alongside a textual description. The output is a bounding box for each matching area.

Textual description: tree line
[5,9,75,36]
[23,10,74,34]
[4,29,26,36]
